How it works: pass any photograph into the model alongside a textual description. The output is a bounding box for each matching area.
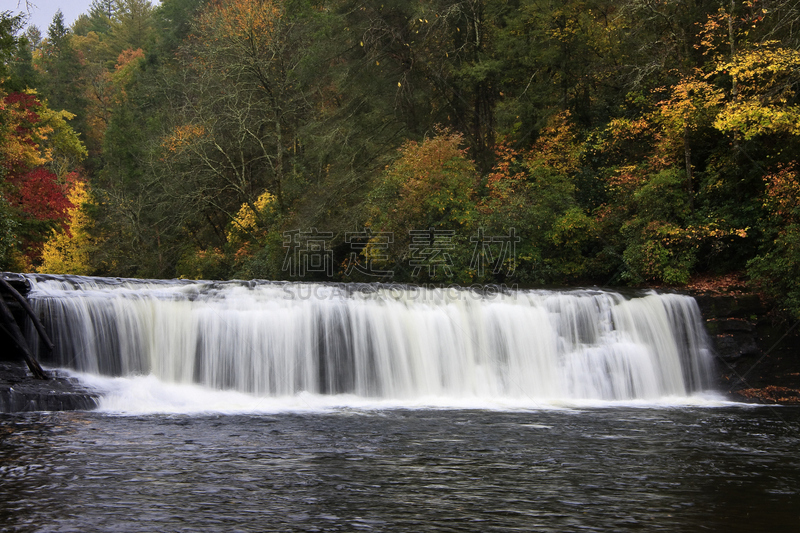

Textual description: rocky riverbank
[0,362,98,413]
[693,292,800,403]
[1,273,99,413]
[670,270,800,403]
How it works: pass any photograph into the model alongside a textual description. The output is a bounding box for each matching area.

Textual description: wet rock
[0,362,98,413]
[693,294,765,319]
[693,292,800,399]
[712,333,761,360]
[704,317,756,334]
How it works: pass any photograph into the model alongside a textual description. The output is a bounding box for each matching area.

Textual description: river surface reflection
[1,406,798,532]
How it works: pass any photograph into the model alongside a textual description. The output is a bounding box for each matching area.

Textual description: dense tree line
[2,0,800,315]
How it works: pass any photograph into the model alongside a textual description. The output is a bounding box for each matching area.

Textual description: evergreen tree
[38,11,88,137]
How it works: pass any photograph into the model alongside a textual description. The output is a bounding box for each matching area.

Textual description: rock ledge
[0,362,98,413]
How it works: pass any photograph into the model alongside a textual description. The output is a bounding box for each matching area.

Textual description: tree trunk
[684,127,694,212]
[0,298,48,380]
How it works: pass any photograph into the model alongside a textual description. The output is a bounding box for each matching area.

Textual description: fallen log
[0,298,48,380]
[0,278,55,352]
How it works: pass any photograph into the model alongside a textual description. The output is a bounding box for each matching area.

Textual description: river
[1,405,798,532]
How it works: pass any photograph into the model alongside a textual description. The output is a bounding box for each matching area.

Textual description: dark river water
[1,406,799,532]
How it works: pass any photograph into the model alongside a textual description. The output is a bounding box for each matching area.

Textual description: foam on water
[70,371,737,415]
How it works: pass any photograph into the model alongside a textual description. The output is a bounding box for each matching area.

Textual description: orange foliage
[79,49,146,151]
[112,48,146,106]
[485,142,527,193]
[393,131,476,225]
[0,92,49,173]
[763,163,800,221]
[682,272,749,294]
[530,111,581,175]
[484,112,583,209]
[656,74,723,128]
[83,68,113,149]
[163,124,206,153]
[199,0,281,48]
[737,386,800,404]
[115,48,145,72]
[369,129,477,234]
[601,117,652,157]
[607,165,647,192]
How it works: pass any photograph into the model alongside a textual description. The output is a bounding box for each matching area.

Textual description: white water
[67,372,733,415]
[25,276,716,410]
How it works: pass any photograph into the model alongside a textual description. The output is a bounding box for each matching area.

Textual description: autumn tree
[5,0,799,313]
[480,112,601,284]
[177,189,279,279]
[92,57,183,277]
[713,43,800,141]
[168,0,315,212]
[726,37,800,315]
[143,0,332,279]
[365,129,479,282]
[38,177,102,274]
[0,89,87,268]
[746,163,800,317]
[80,0,202,278]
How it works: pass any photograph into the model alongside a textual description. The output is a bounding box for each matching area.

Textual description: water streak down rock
[25,275,716,401]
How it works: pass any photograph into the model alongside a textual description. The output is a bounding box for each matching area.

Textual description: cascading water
[22,275,715,404]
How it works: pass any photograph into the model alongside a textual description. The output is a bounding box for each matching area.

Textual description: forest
[1,0,800,315]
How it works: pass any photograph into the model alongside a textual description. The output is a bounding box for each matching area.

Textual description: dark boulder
[0,362,98,413]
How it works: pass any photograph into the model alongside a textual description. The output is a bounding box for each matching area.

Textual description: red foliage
[7,168,74,224]
[3,92,41,125]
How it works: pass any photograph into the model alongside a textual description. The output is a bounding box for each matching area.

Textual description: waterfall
[25,275,715,401]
